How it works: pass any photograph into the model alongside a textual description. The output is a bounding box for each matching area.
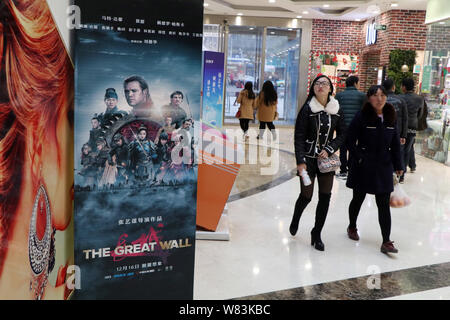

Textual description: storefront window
[416,19,450,165]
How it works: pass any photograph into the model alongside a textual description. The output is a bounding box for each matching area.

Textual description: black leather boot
[289,195,311,236]
[310,193,331,251]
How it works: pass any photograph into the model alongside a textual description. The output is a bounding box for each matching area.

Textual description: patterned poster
[0,1,74,299]
[73,0,203,299]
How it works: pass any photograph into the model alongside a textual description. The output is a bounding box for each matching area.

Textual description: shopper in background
[290,75,346,251]
[236,82,257,140]
[254,80,278,141]
[346,85,403,254]
[334,76,366,179]
[400,78,424,183]
[382,78,408,174]
[410,100,429,173]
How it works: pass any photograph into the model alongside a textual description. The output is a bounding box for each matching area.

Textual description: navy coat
[346,103,403,195]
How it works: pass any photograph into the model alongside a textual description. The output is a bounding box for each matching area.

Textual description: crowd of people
[288,74,426,255]
[77,76,196,189]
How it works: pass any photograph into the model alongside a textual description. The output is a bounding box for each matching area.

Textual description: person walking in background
[409,99,429,173]
[254,80,278,141]
[236,82,257,140]
[382,78,408,174]
[334,76,366,179]
[346,85,403,254]
[400,78,424,183]
[290,75,346,251]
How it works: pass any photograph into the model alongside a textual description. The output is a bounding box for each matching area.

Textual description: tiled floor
[193,127,450,300]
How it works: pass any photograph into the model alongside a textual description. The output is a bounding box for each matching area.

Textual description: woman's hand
[297,163,307,174]
[318,150,328,158]
[395,170,404,176]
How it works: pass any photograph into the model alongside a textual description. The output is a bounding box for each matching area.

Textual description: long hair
[306,75,333,105]
[0,0,73,275]
[261,80,277,106]
[244,82,255,100]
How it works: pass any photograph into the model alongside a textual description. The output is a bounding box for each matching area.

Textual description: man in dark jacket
[335,76,366,179]
[382,79,408,178]
[400,78,424,183]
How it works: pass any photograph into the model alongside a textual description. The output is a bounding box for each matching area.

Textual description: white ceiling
[204,0,428,21]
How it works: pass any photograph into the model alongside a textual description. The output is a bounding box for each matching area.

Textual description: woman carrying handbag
[290,75,346,251]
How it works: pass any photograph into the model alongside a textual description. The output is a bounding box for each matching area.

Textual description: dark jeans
[259,121,275,130]
[339,143,348,173]
[409,144,416,170]
[348,190,392,243]
[239,119,250,133]
[402,132,416,177]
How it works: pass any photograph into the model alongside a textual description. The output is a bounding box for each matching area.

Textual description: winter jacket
[400,91,424,131]
[346,103,403,195]
[335,87,366,126]
[386,91,408,139]
[254,92,278,122]
[294,96,347,165]
[237,89,256,119]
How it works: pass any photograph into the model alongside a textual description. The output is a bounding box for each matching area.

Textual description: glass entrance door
[264,28,301,125]
[224,26,263,122]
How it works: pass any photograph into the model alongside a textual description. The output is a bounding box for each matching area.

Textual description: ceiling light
[323,4,330,8]
[439,21,445,24]
[271,32,275,34]
[204,3,209,7]
[391,3,398,7]
[296,15,302,18]
[269,0,276,3]
[355,18,361,21]
[249,27,254,30]
[237,13,243,16]
[303,11,309,14]
[367,5,381,14]
[288,28,293,31]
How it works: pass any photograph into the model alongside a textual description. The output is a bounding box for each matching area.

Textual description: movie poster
[202,51,225,128]
[0,1,74,299]
[73,0,203,299]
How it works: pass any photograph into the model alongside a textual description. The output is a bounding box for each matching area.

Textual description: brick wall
[311,19,363,52]
[311,10,428,92]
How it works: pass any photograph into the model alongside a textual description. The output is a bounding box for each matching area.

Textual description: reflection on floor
[194,127,450,300]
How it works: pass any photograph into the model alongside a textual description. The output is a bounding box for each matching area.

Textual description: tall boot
[270,129,277,141]
[289,195,311,236]
[311,193,331,251]
[257,128,265,140]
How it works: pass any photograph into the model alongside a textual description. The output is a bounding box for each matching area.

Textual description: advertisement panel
[202,51,225,128]
[73,0,203,299]
[0,0,74,299]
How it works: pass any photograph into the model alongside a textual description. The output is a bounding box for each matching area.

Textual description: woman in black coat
[291,75,346,251]
[346,85,403,254]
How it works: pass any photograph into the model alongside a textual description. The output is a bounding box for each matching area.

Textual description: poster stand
[196,205,230,241]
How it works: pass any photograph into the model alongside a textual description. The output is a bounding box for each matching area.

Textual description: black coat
[386,91,408,139]
[294,97,347,165]
[346,103,403,195]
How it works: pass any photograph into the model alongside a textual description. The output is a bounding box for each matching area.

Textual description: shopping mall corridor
[194,126,450,300]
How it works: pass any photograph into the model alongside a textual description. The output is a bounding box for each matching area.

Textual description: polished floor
[194,126,450,300]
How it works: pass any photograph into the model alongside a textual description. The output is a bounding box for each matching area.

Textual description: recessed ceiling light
[288,28,293,31]
[237,13,243,16]
[439,21,445,24]
[269,0,276,3]
[271,32,275,34]
[355,18,361,21]
[391,3,398,7]
[323,4,330,8]
[204,3,209,7]
[303,11,309,14]
[249,27,255,30]
[296,15,302,19]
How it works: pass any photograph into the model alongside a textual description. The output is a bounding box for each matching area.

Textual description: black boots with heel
[289,195,311,236]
